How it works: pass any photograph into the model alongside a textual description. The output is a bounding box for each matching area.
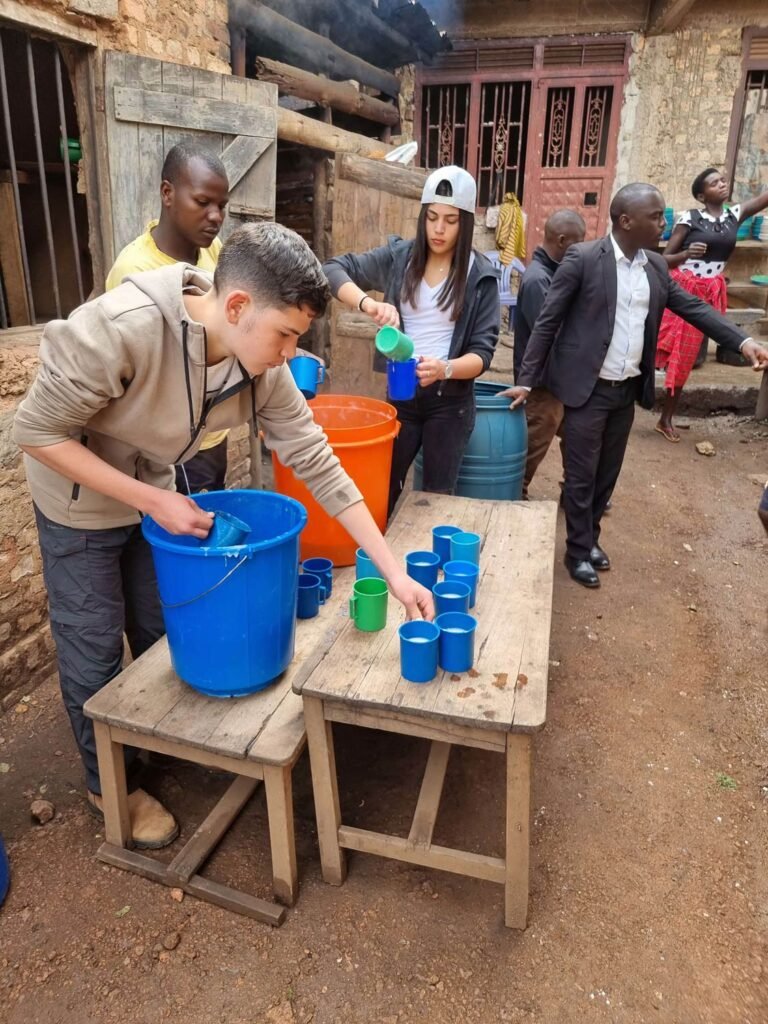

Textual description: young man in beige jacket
[14,222,433,849]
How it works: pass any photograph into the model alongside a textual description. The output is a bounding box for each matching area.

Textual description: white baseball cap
[421,166,477,214]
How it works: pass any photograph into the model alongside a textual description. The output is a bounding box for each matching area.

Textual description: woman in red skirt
[655,168,768,442]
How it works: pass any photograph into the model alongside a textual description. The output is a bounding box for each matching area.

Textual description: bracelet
[357,294,369,312]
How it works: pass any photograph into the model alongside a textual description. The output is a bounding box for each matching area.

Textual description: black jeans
[562,378,637,561]
[388,384,476,515]
[34,506,165,794]
[175,437,228,495]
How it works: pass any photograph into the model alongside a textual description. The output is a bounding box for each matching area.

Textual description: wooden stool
[295,494,556,929]
[84,578,351,926]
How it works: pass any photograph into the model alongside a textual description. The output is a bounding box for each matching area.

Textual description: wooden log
[228,0,400,98]
[231,26,246,77]
[254,56,399,127]
[337,152,427,201]
[277,108,394,159]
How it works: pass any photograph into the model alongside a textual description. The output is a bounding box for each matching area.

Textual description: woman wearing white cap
[323,166,500,514]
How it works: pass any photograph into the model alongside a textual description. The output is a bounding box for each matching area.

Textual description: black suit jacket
[517,235,748,409]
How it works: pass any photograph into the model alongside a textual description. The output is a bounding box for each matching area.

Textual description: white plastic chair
[485,250,526,328]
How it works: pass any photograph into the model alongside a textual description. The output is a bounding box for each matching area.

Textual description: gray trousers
[34,506,165,794]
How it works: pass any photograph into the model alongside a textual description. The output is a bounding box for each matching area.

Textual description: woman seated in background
[656,167,768,442]
[322,166,500,515]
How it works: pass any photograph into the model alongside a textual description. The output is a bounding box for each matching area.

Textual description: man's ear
[223,289,252,325]
[160,179,173,207]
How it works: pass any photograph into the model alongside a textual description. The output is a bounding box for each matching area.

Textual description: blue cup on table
[450,531,481,565]
[297,572,326,619]
[432,524,462,568]
[435,612,477,673]
[432,579,471,616]
[302,557,333,596]
[398,620,440,684]
[289,354,326,399]
[355,548,383,581]
[205,510,251,548]
[387,358,418,401]
[405,550,440,589]
[443,559,479,608]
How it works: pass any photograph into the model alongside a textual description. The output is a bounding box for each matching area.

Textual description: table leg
[303,696,347,885]
[93,721,131,848]
[263,764,298,906]
[505,733,531,929]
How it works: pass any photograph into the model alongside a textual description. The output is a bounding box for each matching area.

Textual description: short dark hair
[691,167,720,201]
[609,183,663,224]
[544,209,586,238]
[214,222,331,317]
[161,142,227,185]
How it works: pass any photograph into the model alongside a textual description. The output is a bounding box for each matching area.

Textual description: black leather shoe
[589,545,611,570]
[564,554,600,588]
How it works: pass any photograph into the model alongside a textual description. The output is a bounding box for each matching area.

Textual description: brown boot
[87,788,179,849]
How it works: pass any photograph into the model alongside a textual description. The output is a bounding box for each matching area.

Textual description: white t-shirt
[400,254,475,360]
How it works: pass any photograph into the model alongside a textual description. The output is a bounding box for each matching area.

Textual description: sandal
[654,423,681,443]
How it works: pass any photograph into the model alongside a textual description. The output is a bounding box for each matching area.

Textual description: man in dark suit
[505,183,768,588]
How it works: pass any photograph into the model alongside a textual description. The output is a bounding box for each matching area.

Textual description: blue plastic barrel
[414,381,528,500]
[0,835,9,906]
[142,490,307,698]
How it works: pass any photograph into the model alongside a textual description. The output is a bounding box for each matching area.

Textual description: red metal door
[526,76,622,247]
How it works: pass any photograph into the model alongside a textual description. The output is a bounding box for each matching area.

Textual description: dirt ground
[1,408,766,1024]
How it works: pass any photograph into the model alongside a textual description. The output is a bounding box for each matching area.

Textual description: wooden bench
[83,575,352,926]
[294,493,557,929]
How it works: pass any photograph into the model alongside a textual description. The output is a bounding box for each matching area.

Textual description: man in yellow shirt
[107,142,231,493]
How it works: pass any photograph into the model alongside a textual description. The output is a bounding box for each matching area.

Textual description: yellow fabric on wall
[495,192,526,265]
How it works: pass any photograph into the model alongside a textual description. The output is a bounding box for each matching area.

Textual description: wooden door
[101,52,277,265]
[526,76,622,247]
[329,153,427,397]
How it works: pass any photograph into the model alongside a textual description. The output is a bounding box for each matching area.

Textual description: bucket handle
[158,554,249,609]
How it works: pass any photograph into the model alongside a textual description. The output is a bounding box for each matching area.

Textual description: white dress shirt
[600,234,649,381]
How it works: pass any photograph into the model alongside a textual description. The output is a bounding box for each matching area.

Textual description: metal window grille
[476,81,530,207]
[542,87,574,169]
[578,85,614,168]
[0,26,91,329]
[420,83,471,170]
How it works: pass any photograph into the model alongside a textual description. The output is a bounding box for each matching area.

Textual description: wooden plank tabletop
[84,569,355,766]
[294,493,557,733]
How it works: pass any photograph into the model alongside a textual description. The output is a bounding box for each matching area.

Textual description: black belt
[597,377,636,388]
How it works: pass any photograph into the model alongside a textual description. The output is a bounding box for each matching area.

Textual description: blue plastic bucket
[142,490,307,697]
[414,380,528,500]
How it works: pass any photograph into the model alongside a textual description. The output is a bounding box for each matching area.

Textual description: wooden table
[83,572,354,927]
[294,493,556,929]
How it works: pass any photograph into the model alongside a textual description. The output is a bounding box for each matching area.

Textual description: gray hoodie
[13,263,362,529]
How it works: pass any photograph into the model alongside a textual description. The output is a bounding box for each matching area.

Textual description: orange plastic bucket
[271,395,400,566]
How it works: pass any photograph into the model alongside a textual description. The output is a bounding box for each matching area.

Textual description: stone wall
[20,0,231,72]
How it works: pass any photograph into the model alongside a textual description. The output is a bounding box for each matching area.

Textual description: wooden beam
[0,0,97,45]
[337,152,427,201]
[277,107,394,159]
[646,0,698,34]
[0,183,31,325]
[228,0,400,98]
[254,57,399,127]
[219,134,274,190]
[114,86,276,138]
[231,25,246,77]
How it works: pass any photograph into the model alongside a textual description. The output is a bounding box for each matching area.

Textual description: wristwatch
[443,359,454,380]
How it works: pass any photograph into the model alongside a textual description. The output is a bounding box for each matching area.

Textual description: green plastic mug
[349,577,388,631]
[375,326,414,362]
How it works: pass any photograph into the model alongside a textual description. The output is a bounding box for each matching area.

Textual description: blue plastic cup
[405,550,440,588]
[387,358,418,401]
[432,579,471,616]
[450,531,481,565]
[302,557,333,596]
[289,354,326,399]
[398,620,440,684]
[205,510,251,548]
[297,572,326,619]
[355,548,383,581]
[432,524,462,568]
[435,612,477,673]
[443,559,479,608]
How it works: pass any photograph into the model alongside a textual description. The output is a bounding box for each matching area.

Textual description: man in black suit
[505,183,768,588]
